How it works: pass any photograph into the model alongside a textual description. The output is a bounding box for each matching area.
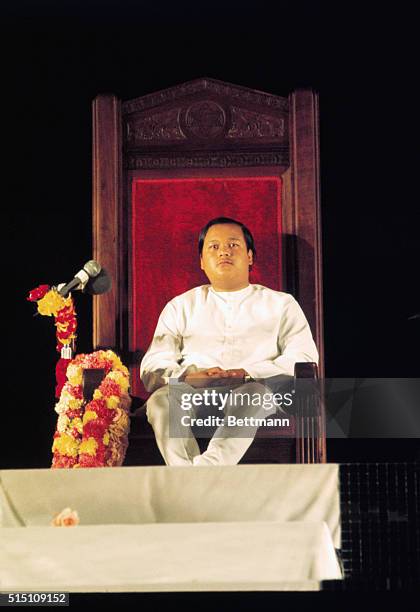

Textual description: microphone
[84,267,112,295]
[58,260,102,297]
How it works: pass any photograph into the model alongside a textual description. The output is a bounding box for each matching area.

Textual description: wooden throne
[92,78,324,464]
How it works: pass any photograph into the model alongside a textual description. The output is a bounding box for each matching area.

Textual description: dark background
[2,1,419,468]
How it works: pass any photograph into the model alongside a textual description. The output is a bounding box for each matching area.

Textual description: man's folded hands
[183,367,249,388]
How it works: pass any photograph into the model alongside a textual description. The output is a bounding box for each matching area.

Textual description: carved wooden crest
[122,78,289,168]
[126,108,185,143]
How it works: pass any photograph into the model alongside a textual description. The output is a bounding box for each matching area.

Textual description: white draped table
[0,464,342,592]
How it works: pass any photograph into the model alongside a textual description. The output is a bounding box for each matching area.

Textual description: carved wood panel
[122,78,289,169]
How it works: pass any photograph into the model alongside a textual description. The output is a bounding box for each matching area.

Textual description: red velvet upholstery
[131,176,282,398]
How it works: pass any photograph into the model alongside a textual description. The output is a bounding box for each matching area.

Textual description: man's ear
[248,250,253,266]
[200,256,204,270]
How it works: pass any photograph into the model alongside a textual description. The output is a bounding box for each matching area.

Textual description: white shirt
[140,283,318,392]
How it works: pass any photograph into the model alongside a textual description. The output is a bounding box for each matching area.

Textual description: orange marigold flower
[99,379,122,398]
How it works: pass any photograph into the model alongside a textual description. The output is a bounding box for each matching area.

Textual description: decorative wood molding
[126,107,185,144]
[227,106,285,140]
[122,80,289,169]
[124,149,289,170]
[122,77,288,115]
[184,100,226,139]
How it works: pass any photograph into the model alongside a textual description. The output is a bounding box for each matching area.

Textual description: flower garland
[52,349,131,469]
[27,285,78,397]
[27,285,77,351]
[28,286,131,468]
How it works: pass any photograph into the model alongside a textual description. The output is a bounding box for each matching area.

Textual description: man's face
[200,223,253,291]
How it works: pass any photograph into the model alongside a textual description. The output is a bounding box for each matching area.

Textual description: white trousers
[145,381,278,466]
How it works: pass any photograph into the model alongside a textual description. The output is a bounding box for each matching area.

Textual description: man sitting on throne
[140,216,318,466]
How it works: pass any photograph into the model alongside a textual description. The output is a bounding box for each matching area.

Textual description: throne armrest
[293,362,326,463]
[294,361,318,381]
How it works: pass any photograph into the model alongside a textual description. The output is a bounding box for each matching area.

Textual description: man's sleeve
[139,301,194,393]
[245,294,319,380]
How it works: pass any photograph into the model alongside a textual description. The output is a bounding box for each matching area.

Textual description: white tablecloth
[0,464,340,547]
[0,464,341,592]
[0,522,341,592]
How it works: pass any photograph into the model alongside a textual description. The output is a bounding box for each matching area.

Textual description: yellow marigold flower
[106,395,120,410]
[83,410,97,425]
[113,364,129,376]
[71,417,83,434]
[67,364,83,386]
[79,437,98,456]
[37,290,70,317]
[106,350,122,367]
[93,389,103,400]
[69,398,83,410]
[103,432,110,446]
[108,370,130,391]
[52,434,79,457]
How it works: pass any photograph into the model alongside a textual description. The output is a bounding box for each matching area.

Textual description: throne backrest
[92,78,323,398]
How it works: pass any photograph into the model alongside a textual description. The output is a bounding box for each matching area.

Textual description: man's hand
[183,368,226,388]
[223,368,249,379]
[206,367,230,378]
[184,367,250,388]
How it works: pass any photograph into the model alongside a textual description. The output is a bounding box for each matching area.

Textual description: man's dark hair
[198,217,256,266]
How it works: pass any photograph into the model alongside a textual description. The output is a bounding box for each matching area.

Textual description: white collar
[209,284,254,300]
